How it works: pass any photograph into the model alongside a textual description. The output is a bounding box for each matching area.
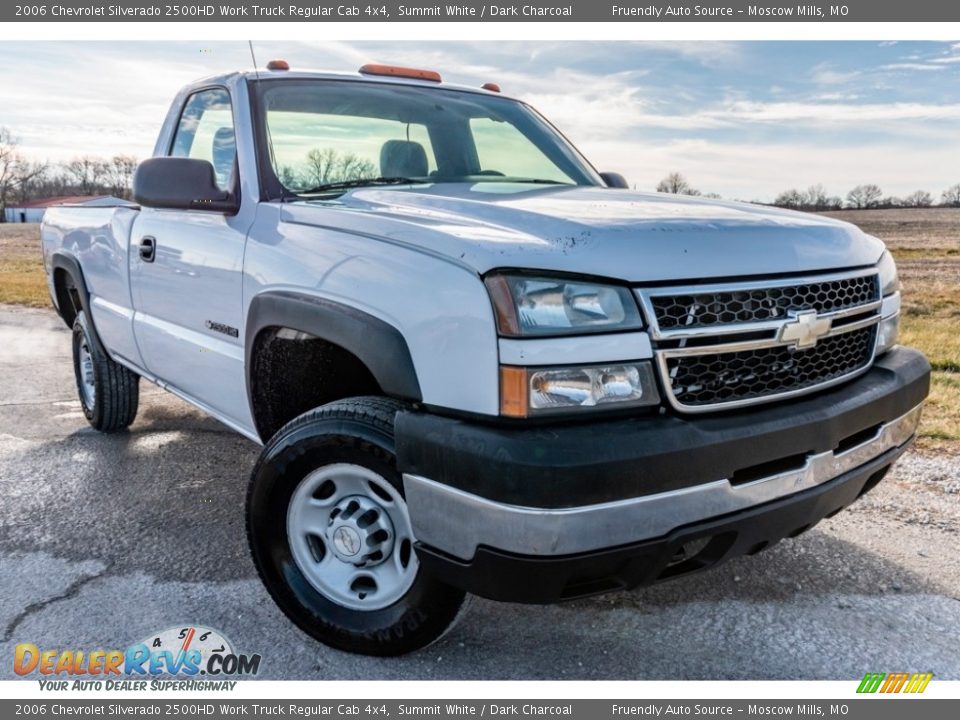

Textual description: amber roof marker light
[266,59,290,71]
[359,64,442,82]
[481,83,501,93]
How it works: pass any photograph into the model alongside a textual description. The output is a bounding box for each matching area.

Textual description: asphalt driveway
[1,304,958,680]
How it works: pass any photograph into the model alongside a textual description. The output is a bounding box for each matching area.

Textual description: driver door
[130,87,253,431]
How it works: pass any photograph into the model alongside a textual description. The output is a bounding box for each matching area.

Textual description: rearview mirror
[133,157,239,214]
[600,172,629,189]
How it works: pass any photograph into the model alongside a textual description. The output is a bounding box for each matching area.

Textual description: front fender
[245,291,423,435]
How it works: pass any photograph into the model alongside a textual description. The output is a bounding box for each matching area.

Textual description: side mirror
[600,172,629,189]
[133,157,239,214]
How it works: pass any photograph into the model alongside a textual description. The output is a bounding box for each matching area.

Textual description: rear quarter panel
[41,206,141,365]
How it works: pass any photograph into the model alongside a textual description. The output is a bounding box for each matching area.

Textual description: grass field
[2,208,958,450]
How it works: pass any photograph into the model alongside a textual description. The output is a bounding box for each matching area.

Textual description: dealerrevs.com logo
[14,626,261,691]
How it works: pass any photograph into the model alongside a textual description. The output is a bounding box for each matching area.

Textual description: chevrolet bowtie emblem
[779,310,832,349]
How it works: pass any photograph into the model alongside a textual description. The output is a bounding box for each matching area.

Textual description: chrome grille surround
[636,268,883,413]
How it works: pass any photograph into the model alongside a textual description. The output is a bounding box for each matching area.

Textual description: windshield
[255,79,603,195]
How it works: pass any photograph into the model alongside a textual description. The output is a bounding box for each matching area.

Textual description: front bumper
[395,346,930,603]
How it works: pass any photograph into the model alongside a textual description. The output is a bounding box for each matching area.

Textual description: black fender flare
[245,291,423,436]
[49,252,107,356]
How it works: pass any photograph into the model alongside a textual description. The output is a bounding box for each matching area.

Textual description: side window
[171,88,235,191]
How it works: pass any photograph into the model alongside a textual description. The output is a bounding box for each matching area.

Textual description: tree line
[0,127,138,220]
[656,171,960,210]
[772,183,959,210]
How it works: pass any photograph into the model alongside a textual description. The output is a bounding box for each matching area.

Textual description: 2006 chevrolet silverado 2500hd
[41,61,930,656]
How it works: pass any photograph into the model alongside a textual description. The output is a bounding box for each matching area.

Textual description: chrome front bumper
[402,404,922,561]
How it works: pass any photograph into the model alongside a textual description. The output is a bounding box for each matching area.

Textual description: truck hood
[283,183,884,283]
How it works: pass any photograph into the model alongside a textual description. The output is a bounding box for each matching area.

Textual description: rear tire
[71,310,139,432]
[246,396,467,656]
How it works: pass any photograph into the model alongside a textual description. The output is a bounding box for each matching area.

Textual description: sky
[1,40,959,202]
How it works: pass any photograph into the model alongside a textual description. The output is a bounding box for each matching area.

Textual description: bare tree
[302,148,376,189]
[804,184,829,210]
[656,171,700,196]
[106,155,138,198]
[773,188,805,209]
[846,184,883,209]
[64,156,110,195]
[0,127,53,221]
[303,148,337,187]
[902,190,933,208]
[941,184,960,207]
[0,127,21,221]
[13,159,50,203]
[338,153,377,183]
[276,165,299,188]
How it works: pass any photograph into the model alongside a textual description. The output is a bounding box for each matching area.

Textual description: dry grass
[0,223,48,306]
[819,207,960,252]
[821,208,960,452]
[2,209,958,448]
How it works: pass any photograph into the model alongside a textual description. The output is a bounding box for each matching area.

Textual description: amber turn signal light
[499,366,529,418]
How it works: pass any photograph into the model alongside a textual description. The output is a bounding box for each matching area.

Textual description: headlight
[877,251,899,297]
[500,362,660,417]
[875,251,900,355]
[875,313,900,355]
[485,274,642,337]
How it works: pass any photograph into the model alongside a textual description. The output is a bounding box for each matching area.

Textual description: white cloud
[880,63,947,71]
[810,64,860,85]
[2,40,958,204]
[631,41,743,65]
[715,100,960,124]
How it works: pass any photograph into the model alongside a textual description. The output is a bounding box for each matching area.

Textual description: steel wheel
[248,396,467,655]
[77,336,96,410]
[287,462,419,611]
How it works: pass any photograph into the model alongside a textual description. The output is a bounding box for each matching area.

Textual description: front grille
[638,270,883,412]
[650,274,879,331]
[664,326,877,408]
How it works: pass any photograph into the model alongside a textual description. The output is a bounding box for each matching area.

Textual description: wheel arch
[245,291,423,442]
[50,252,107,355]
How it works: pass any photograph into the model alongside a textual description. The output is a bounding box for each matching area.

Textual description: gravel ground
[1,304,958,680]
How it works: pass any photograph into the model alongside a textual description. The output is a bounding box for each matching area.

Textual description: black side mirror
[600,172,629,189]
[133,157,239,214]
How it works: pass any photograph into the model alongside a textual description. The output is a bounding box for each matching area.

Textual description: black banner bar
[1,699,959,719]
[5,0,960,22]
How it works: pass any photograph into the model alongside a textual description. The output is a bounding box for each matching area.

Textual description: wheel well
[53,267,83,328]
[249,327,384,440]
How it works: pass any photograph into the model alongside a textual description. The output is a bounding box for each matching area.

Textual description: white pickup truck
[42,61,930,656]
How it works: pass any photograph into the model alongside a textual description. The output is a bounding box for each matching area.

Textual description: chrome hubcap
[78,340,96,409]
[287,463,418,611]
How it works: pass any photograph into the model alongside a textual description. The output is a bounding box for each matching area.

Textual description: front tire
[246,397,467,656]
[71,310,139,432]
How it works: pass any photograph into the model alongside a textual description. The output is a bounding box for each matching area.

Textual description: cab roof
[190,64,513,100]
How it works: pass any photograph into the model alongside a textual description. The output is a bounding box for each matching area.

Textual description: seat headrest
[380,140,428,179]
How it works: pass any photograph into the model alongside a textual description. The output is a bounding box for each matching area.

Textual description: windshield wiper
[508,178,570,185]
[298,177,421,195]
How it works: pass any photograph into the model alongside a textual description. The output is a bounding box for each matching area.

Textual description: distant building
[3,195,115,223]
